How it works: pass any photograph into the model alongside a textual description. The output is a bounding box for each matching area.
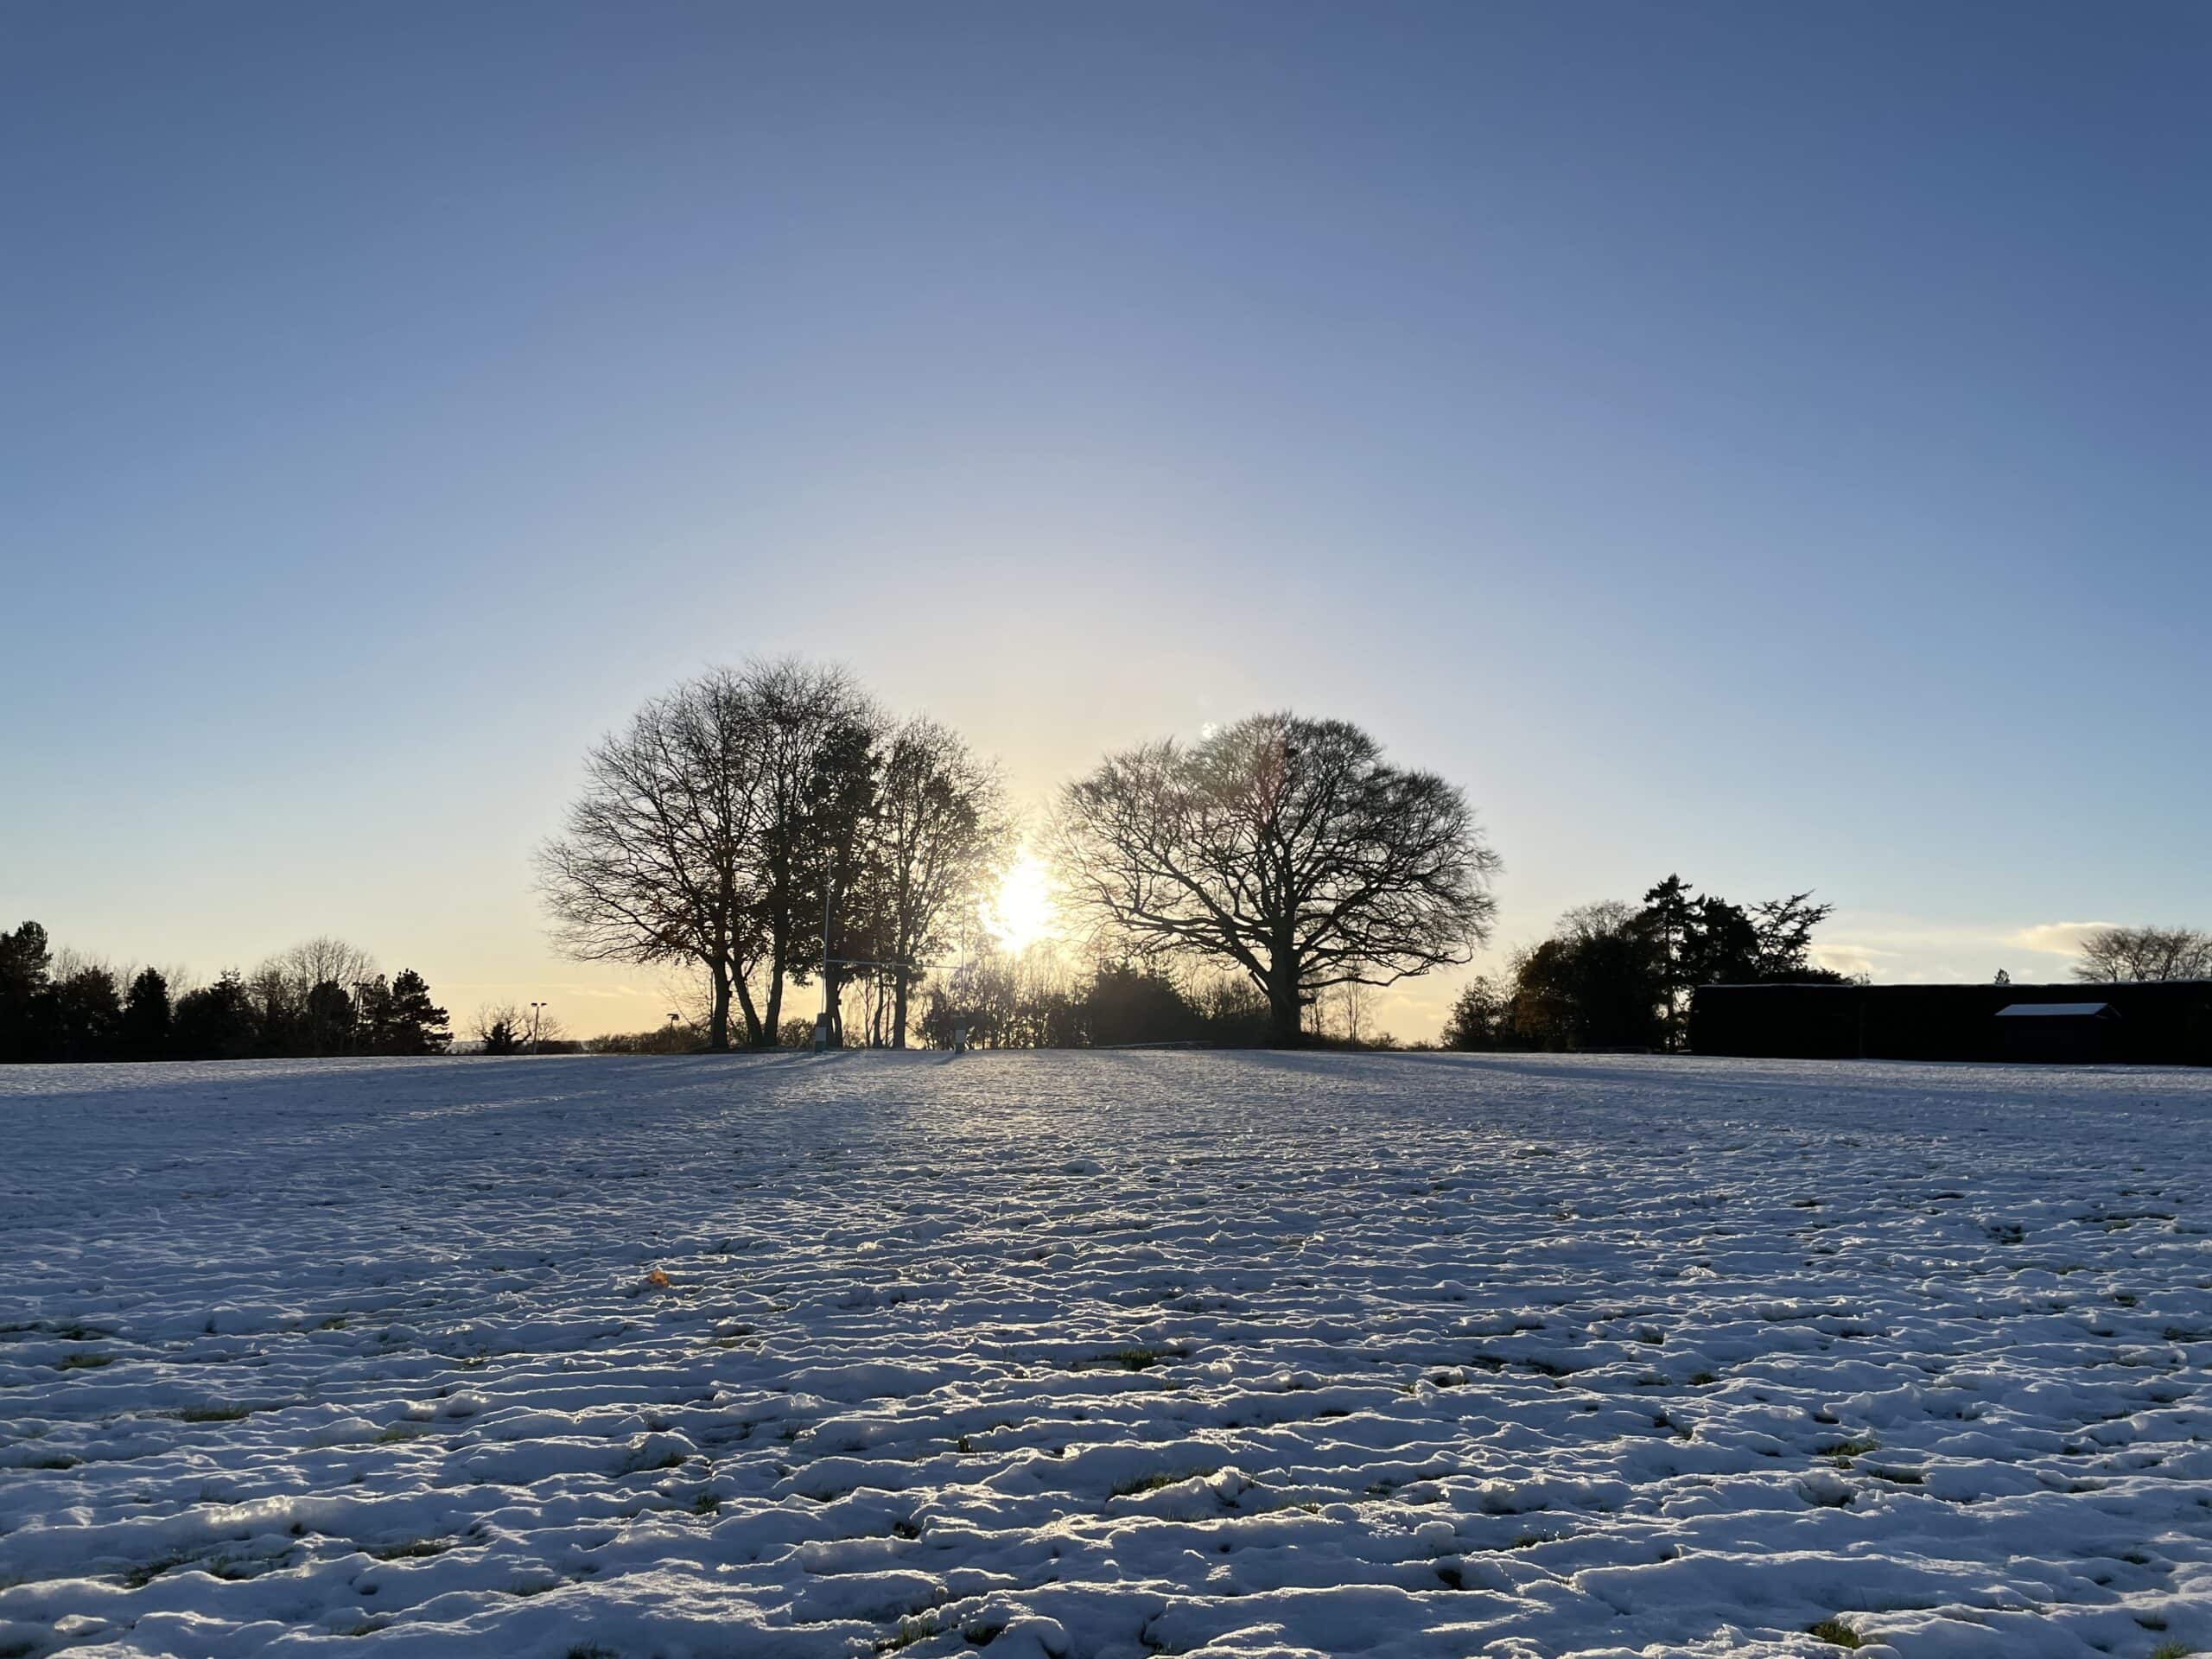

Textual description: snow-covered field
[2,1052,2207,1659]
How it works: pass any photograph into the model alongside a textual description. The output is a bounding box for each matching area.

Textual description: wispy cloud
[1809,911,2101,985]
[2005,922,2115,957]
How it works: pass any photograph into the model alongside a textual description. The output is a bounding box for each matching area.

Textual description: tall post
[813,869,835,1052]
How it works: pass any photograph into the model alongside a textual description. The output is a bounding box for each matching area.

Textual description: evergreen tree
[1441,976,1510,1050]
[121,969,173,1058]
[0,921,53,1062]
[1749,892,1839,980]
[365,969,449,1054]
[1637,877,1840,1048]
[172,971,257,1060]
[302,979,357,1054]
[49,968,123,1062]
[1637,876,1700,1050]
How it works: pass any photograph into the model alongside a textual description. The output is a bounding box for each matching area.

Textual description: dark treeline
[585,957,1281,1054]
[0,925,451,1064]
[914,957,1278,1051]
[1440,875,1847,1052]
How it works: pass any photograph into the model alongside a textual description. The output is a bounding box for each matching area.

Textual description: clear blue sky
[4,3,2206,1035]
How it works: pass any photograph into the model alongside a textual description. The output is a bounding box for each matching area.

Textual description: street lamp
[814,867,836,1052]
[530,1001,547,1054]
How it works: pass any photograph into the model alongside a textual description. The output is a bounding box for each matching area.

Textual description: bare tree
[473,1002,566,1055]
[1052,712,1501,1046]
[874,716,1013,1046]
[269,937,378,996]
[245,938,379,1054]
[537,669,765,1049]
[1333,978,1370,1045]
[2072,925,2212,983]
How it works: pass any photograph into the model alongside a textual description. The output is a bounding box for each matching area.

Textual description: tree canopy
[1053,713,1499,1045]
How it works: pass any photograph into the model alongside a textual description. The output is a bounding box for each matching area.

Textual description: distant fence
[1689,980,2212,1066]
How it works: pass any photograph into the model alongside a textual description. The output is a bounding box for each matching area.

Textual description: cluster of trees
[539,659,1011,1051]
[1440,875,1846,1052]
[543,675,1503,1051]
[582,1022,698,1055]
[471,1003,576,1056]
[902,950,1277,1050]
[582,951,1389,1054]
[0,925,450,1064]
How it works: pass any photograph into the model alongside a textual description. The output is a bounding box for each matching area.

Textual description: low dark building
[1689,980,2212,1066]
[1994,1001,2118,1064]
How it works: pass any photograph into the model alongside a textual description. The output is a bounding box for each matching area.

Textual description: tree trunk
[762,946,785,1046]
[734,974,763,1046]
[707,961,732,1051]
[893,972,911,1049]
[1266,954,1304,1048]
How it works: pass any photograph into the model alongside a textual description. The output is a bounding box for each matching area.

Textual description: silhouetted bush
[587,1023,704,1054]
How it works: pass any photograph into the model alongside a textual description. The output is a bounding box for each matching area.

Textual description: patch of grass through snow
[1111,1467,1217,1498]
[1078,1345,1182,1372]
[1807,1618,1864,1649]
[368,1538,452,1561]
[874,1614,937,1653]
[120,1553,192,1590]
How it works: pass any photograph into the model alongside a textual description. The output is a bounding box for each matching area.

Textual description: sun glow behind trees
[983,851,1058,956]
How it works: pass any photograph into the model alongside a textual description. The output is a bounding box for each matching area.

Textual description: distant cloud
[1808,910,2089,985]
[1809,943,1884,979]
[2006,922,2114,957]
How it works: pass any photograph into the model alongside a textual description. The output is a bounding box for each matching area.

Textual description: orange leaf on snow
[646,1268,671,1287]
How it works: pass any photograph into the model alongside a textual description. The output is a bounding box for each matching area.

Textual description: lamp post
[813,867,835,1052]
[530,1001,547,1055]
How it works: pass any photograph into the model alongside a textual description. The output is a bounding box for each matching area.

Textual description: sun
[984,851,1057,954]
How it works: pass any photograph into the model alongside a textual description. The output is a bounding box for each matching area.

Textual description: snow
[1,1049,2208,1659]
[1995,1005,2116,1020]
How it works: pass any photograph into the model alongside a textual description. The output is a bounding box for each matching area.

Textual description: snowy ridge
[0,1051,2207,1658]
